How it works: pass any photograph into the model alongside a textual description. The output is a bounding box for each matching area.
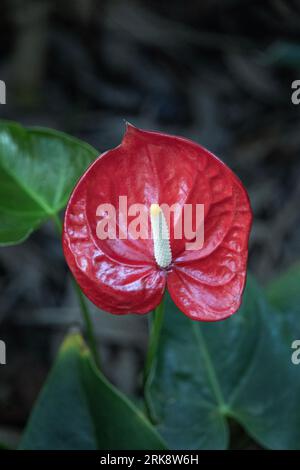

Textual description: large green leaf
[20,333,166,450]
[145,277,300,450]
[0,121,98,245]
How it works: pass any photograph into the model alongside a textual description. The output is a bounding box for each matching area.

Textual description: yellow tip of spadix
[150,203,161,217]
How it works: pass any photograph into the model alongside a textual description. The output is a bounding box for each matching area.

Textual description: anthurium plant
[0,120,300,450]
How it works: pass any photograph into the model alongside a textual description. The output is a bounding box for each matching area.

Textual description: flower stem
[71,278,101,369]
[144,296,165,384]
[52,213,101,369]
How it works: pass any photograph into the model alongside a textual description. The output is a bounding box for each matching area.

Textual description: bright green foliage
[0,121,98,245]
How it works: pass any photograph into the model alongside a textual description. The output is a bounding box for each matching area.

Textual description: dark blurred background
[0,0,300,448]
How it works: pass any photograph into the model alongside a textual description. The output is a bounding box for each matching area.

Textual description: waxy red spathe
[63,125,252,321]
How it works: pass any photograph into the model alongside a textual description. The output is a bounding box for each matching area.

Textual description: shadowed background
[0,0,299,448]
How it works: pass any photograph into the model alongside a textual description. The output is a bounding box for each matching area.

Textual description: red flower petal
[168,182,252,321]
[63,124,252,320]
[63,182,166,314]
[167,269,245,321]
[80,124,232,265]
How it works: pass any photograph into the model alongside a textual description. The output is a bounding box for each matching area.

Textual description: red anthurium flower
[63,125,252,321]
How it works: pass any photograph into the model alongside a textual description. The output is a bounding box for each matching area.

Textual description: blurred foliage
[267,262,300,314]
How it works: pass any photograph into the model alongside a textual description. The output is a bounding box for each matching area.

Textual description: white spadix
[150,203,172,269]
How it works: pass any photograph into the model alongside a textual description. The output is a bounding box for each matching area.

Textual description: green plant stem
[52,213,101,369]
[71,278,100,369]
[144,297,165,384]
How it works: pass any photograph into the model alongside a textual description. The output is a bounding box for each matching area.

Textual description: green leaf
[145,276,300,450]
[20,333,166,450]
[0,120,98,245]
[266,263,300,314]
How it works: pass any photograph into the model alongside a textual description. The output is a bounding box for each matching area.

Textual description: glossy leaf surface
[0,120,97,245]
[20,333,166,450]
[145,277,300,449]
